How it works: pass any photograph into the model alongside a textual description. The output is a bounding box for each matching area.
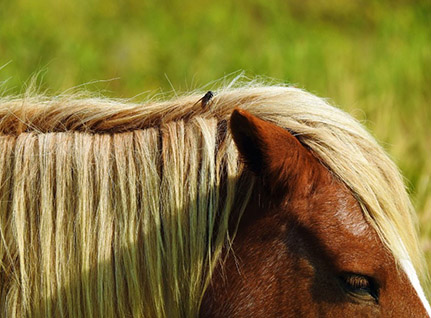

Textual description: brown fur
[200,109,428,317]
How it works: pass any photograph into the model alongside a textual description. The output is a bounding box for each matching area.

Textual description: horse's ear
[230,109,313,196]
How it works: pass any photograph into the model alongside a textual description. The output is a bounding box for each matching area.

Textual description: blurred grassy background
[1,0,430,294]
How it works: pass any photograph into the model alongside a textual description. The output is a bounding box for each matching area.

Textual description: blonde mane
[0,84,426,317]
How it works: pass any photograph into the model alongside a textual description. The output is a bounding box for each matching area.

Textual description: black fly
[197,91,214,108]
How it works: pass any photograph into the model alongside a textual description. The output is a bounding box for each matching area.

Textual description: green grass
[1,0,430,294]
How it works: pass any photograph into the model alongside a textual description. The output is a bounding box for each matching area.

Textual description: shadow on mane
[0,83,429,317]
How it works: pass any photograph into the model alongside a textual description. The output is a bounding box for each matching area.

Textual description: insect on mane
[0,83,427,317]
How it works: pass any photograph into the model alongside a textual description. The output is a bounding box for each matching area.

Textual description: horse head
[1,86,429,317]
[201,109,430,317]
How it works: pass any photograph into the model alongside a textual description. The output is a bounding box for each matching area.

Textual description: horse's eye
[339,273,379,303]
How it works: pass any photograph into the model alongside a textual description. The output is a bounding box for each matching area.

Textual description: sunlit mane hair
[0,82,426,317]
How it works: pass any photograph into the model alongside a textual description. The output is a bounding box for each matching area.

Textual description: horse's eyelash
[344,275,370,289]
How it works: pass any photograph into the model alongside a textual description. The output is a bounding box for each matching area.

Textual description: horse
[0,84,429,317]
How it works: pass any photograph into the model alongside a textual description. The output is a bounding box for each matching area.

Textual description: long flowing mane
[0,83,426,317]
